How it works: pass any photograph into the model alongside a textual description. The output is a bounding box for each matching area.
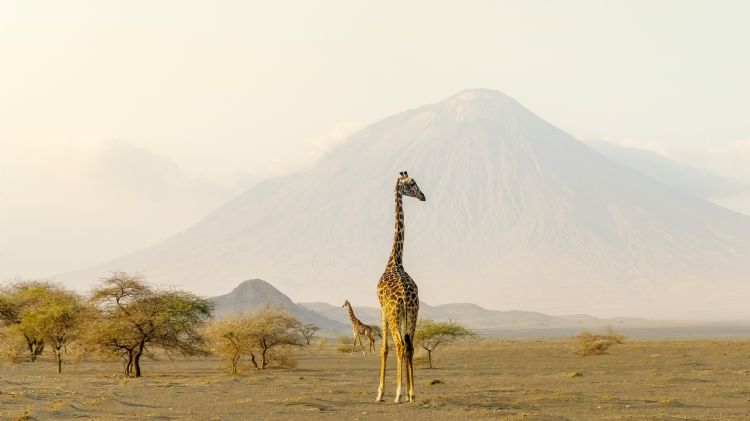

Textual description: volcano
[60,89,750,318]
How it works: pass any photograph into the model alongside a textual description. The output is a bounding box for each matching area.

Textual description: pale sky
[1,0,749,280]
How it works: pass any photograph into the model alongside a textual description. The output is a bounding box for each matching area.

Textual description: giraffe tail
[400,299,413,356]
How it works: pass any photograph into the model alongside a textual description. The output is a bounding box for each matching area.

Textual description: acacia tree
[0,282,88,371]
[0,281,62,362]
[207,308,311,373]
[17,286,88,373]
[88,272,213,377]
[299,323,319,345]
[247,307,307,369]
[414,319,475,368]
[86,310,139,375]
[206,316,258,374]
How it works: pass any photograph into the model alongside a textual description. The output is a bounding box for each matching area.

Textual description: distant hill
[299,301,651,331]
[211,280,650,334]
[210,279,347,332]
[300,302,382,327]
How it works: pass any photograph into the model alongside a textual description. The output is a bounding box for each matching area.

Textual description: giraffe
[342,300,379,356]
[376,170,425,403]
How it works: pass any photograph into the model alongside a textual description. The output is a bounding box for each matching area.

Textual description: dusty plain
[2,339,750,420]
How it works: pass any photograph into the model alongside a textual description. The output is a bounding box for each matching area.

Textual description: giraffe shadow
[418,395,538,412]
[282,398,334,412]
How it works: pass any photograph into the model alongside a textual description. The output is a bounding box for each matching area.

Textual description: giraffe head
[342,300,350,309]
[398,171,426,201]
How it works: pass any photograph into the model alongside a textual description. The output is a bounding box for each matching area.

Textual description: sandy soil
[2,339,750,420]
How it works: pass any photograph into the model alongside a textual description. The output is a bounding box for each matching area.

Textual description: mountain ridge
[209,278,656,332]
[298,301,653,331]
[59,89,750,319]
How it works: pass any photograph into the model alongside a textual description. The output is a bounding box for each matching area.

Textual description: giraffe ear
[399,172,404,177]
[404,171,409,177]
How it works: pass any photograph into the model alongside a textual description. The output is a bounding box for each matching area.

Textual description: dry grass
[315,337,330,351]
[0,330,27,363]
[268,347,299,369]
[336,334,354,353]
[572,327,625,355]
[3,339,750,420]
[413,353,430,367]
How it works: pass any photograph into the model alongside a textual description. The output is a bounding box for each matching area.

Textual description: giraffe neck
[346,304,362,326]
[388,183,404,267]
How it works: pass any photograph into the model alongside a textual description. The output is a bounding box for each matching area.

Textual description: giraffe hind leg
[393,334,405,403]
[405,333,415,402]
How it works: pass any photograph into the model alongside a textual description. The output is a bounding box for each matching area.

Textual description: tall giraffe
[342,300,378,356]
[376,170,425,403]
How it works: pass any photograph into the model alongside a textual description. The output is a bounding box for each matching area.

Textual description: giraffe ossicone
[376,170,425,403]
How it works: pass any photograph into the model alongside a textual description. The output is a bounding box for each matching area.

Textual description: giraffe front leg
[350,333,358,356]
[358,334,367,356]
[376,319,388,402]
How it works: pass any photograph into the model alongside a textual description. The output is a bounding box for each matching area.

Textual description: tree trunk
[56,348,63,374]
[427,350,433,368]
[24,335,44,362]
[125,350,134,376]
[25,336,34,361]
[231,354,239,375]
[133,339,147,377]
[250,352,258,369]
[260,348,267,369]
[134,351,142,377]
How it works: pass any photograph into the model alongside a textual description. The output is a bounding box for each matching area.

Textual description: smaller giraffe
[342,300,378,356]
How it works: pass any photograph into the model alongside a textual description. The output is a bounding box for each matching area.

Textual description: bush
[0,327,26,363]
[572,327,625,356]
[207,307,310,372]
[268,346,299,369]
[414,319,475,368]
[206,316,255,374]
[336,334,353,353]
[316,337,330,351]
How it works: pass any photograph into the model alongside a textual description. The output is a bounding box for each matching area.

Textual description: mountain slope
[60,89,750,318]
[585,139,747,202]
[211,279,346,331]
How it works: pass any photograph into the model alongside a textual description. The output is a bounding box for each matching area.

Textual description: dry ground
[2,339,750,420]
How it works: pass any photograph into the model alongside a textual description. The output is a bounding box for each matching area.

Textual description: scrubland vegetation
[1,275,625,379]
[571,327,626,356]
[3,276,750,420]
[0,272,313,377]
[207,307,310,373]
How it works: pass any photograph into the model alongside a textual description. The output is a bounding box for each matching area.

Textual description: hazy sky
[2,1,749,280]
